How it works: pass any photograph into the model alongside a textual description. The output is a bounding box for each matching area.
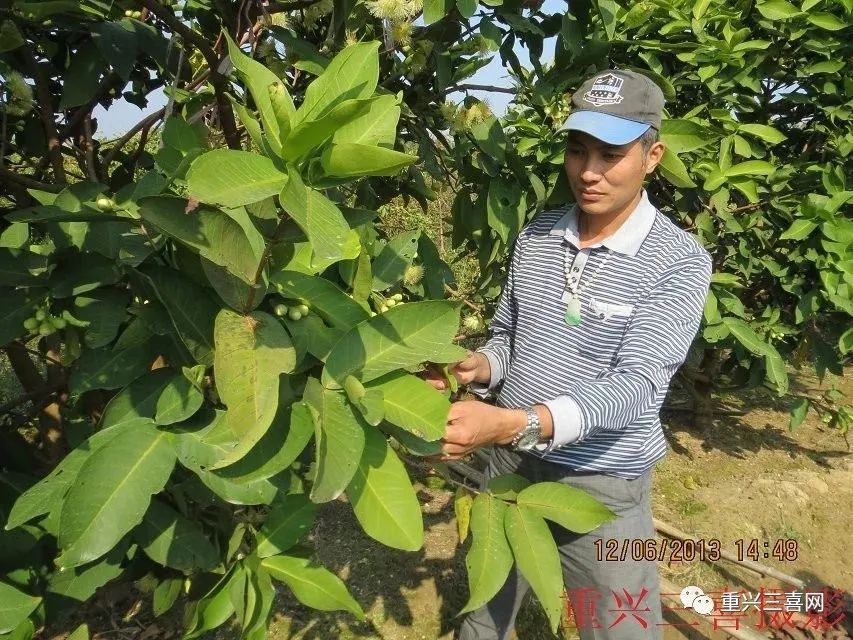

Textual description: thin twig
[448,83,516,94]
[21,44,66,184]
[444,283,483,311]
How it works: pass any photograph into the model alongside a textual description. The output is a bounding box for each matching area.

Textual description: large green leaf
[256,493,318,558]
[139,266,219,365]
[365,371,448,441]
[134,499,218,570]
[371,230,421,290]
[72,288,130,349]
[270,270,369,330]
[216,400,313,481]
[187,150,288,208]
[756,0,800,19]
[737,123,786,144]
[319,143,417,179]
[57,424,176,567]
[295,41,379,124]
[346,426,423,550]
[331,94,400,147]
[515,482,615,534]
[214,308,296,439]
[303,377,365,503]
[99,369,174,432]
[262,555,364,617]
[487,178,523,244]
[762,342,789,397]
[460,493,512,614]
[725,160,775,177]
[780,219,818,241]
[278,168,360,264]
[138,197,260,283]
[661,119,714,154]
[68,343,152,394]
[47,541,128,606]
[322,300,467,388]
[155,373,204,426]
[282,98,372,162]
[0,249,48,286]
[0,582,40,635]
[658,148,696,188]
[722,317,767,355]
[504,505,563,632]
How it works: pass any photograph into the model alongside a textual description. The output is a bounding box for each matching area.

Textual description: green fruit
[96,197,114,211]
[38,323,53,336]
[53,317,66,329]
[392,293,404,302]
[35,309,46,321]
[386,298,397,307]
[23,318,38,331]
[296,304,309,315]
[379,304,388,313]
[124,9,133,16]
[273,303,289,317]
[288,308,303,321]
[132,10,142,18]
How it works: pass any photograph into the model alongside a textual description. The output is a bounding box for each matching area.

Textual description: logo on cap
[583,73,624,107]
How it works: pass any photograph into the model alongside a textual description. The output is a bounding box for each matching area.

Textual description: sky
[95,1,563,138]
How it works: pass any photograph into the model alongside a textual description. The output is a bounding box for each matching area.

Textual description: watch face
[517,429,541,449]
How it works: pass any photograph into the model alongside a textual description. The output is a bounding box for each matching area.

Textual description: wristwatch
[510,407,542,451]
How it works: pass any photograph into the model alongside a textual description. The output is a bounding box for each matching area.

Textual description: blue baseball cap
[560,69,665,145]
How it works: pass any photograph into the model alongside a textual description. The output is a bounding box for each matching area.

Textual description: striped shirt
[474,190,712,479]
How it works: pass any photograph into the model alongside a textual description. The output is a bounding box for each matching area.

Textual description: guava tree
[0,0,614,637]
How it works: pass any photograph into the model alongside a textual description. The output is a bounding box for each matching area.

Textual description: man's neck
[578,190,643,249]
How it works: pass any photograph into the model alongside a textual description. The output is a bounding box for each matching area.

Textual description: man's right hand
[422,351,491,391]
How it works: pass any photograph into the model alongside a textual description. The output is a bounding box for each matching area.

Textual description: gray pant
[457,447,663,640]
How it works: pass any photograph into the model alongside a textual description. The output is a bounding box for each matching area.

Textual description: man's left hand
[430,400,525,461]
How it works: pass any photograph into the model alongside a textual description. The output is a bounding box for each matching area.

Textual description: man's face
[563,130,664,217]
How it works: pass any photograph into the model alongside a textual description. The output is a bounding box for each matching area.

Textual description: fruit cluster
[124,9,143,18]
[273,301,311,321]
[22,307,66,337]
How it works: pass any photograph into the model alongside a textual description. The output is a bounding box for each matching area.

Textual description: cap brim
[559,110,651,145]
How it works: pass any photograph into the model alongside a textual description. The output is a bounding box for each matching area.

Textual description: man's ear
[644,141,666,174]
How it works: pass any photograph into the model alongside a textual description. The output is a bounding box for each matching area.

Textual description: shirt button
[599,313,605,319]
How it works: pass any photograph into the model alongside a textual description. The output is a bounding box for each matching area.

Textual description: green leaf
[839,327,853,355]
[67,624,90,640]
[457,0,478,17]
[153,577,182,617]
[345,426,423,551]
[724,160,775,177]
[303,378,365,503]
[756,0,800,19]
[214,308,296,438]
[262,555,364,618]
[283,98,372,162]
[660,119,714,154]
[598,0,619,39]
[763,343,789,397]
[295,41,380,124]
[658,148,697,188]
[470,117,507,163]
[515,482,616,534]
[331,94,400,147]
[710,272,742,286]
[460,494,512,614]
[187,150,288,209]
[737,124,786,144]
[57,424,176,567]
[68,343,152,394]
[270,270,369,331]
[780,220,818,241]
[140,266,220,366]
[72,289,130,349]
[0,582,40,635]
[155,373,204,426]
[365,371,449,441]
[487,473,532,500]
[256,493,318,558]
[423,0,453,25]
[0,249,48,286]
[322,300,468,388]
[216,401,314,481]
[504,505,563,633]
[224,32,291,151]
[789,398,810,430]
[319,143,417,179]
[487,178,523,244]
[59,41,105,109]
[99,369,174,432]
[184,566,239,639]
[372,230,420,290]
[47,541,128,606]
[278,168,360,264]
[807,12,845,29]
[454,487,474,544]
[722,317,767,355]
[138,197,260,283]
[135,499,218,570]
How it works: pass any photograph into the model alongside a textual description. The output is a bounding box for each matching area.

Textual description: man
[427,69,713,639]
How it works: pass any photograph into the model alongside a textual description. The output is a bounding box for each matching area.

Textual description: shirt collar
[548,190,657,257]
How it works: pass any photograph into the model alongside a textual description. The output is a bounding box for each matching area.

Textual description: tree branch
[267,0,323,14]
[21,44,66,184]
[0,166,64,193]
[448,83,516,95]
[141,0,242,149]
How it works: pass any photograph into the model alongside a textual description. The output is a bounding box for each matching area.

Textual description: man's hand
[422,351,491,391]
[429,400,525,461]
